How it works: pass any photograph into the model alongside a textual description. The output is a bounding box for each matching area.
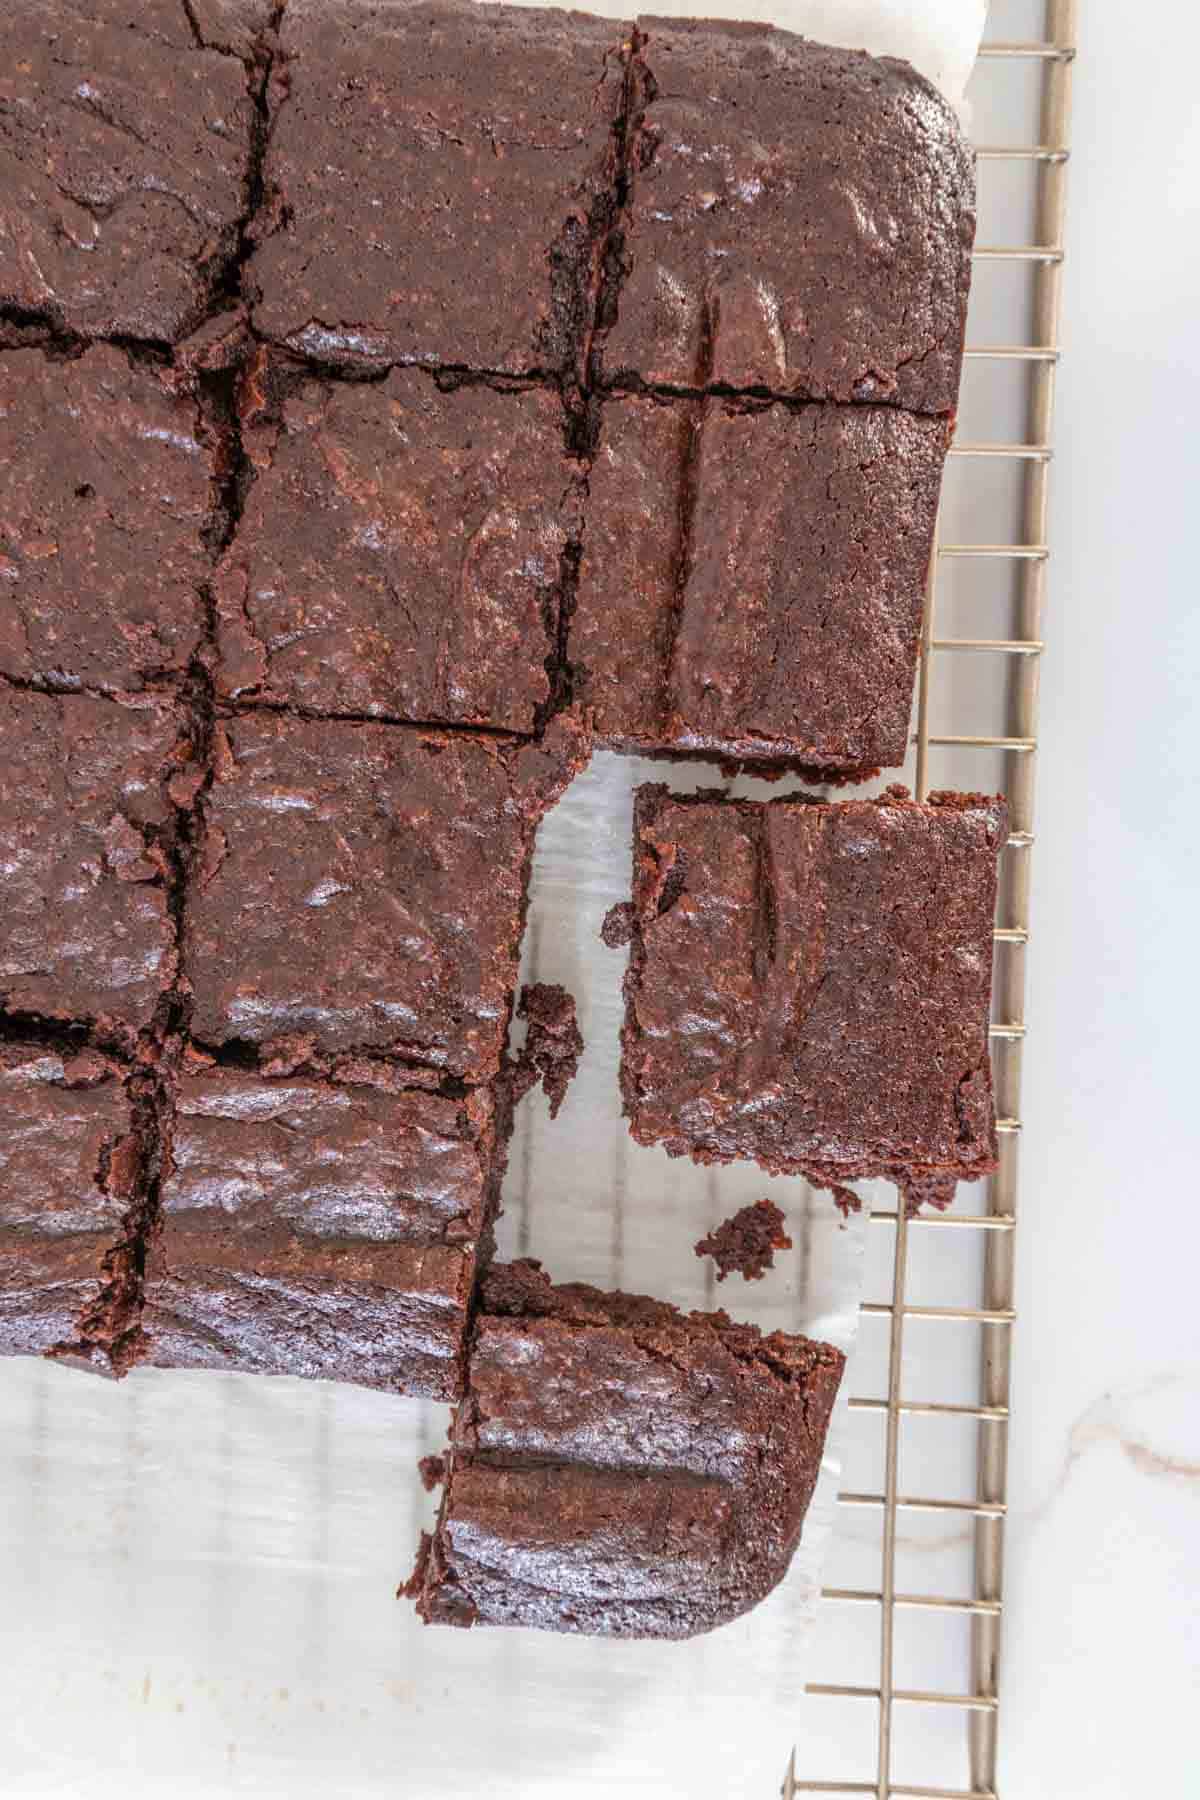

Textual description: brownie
[606,22,974,411]
[572,395,948,773]
[695,1199,792,1284]
[0,688,198,1040]
[0,346,216,694]
[0,1042,146,1374]
[251,0,628,375]
[141,1065,500,1398]
[620,785,1007,1194]
[511,982,583,1119]
[187,711,588,1073]
[406,1259,845,1639]
[216,360,581,730]
[0,0,258,343]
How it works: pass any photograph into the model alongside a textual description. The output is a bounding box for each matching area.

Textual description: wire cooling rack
[784,4,1077,1796]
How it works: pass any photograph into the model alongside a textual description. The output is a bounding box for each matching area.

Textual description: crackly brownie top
[572,395,948,772]
[252,0,628,373]
[412,1258,844,1637]
[216,361,580,730]
[157,1067,494,1258]
[0,0,258,342]
[186,710,588,1073]
[0,688,196,1036]
[0,346,215,693]
[623,786,1007,1180]
[607,20,974,410]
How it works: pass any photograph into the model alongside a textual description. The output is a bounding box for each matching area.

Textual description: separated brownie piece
[0,689,198,1041]
[141,1064,501,1398]
[252,0,628,374]
[216,361,581,730]
[187,712,588,1075]
[572,396,947,774]
[0,347,216,694]
[0,1043,146,1375]
[0,1,258,343]
[407,1259,844,1638]
[619,786,1007,1196]
[608,22,974,411]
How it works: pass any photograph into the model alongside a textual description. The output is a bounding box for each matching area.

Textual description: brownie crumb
[896,1172,958,1216]
[418,1455,447,1494]
[828,1183,862,1220]
[600,902,637,949]
[512,984,583,1120]
[695,1200,793,1283]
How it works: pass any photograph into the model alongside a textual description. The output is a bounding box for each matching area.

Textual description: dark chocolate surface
[142,1068,497,1397]
[0,1042,144,1372]
[0,688,195,1037]
[251,0,627,374]
[621,786,1007,1188]
[216,361,580,730]
[408,1258,845,1638]
[0,0,257,343]
[0,346,214,693]
[572,395,948,772]
[606,21,974,410]
[187,711,587,1072]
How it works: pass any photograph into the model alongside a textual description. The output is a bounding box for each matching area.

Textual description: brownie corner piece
[0,1042,148,1375]
[0,344,215,695]
[187,709,588,1075]
[609,21,974,409]
[0,1,258,343]
[572,395,947,773]
[251,0,629,374]
[215,362,580,732]
[141,1063,501,1398]
[406,1259,845,1638]
[0,687,199,1039]
[621,784,1007,1192]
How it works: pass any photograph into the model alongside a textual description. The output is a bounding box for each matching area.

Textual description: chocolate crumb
[418,1454,447,1493]
[695,1200,792,1283]
[600,902,636,949]
[512,983,583,1119]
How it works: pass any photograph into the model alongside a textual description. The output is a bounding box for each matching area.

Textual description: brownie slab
[572,395,948,773]
[187,712,587,1074]
[251,0,627,375]
[142,1066,498,1398]
[0,0,257,343]
[407,1259,845,1638]
[0,689,196,1038]
[619,785,1007,1192]
[0,1043,145,1374]
[0,346,215,694]
[216,362,580,730]
[607,22,974,411]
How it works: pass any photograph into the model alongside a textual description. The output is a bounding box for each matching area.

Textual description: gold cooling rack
[786,4,1077,1796]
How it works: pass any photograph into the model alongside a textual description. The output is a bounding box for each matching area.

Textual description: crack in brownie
[406,1258,845,1639]
[618,785,1007,1199]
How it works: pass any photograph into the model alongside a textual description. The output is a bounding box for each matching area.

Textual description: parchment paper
[0,6,985,1796]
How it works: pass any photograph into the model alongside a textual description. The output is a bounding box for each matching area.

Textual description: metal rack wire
[785,5,1077,1796]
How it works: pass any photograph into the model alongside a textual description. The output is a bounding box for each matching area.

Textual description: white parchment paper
[0,6,984,1796]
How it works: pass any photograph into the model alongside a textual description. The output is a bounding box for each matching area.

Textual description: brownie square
[0,1043,145,1373]
[407,1259,845,1638]
[0,346,214,694]
[142,1066,499,1397]
[0,689,196,1038]
[619,786,1007,1192]
[572,395,948,774]
[187,712,587,1073]
[604,22,973,411]
[216,362,580,731]
[0,1,257,343]
[251,0,626,373]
